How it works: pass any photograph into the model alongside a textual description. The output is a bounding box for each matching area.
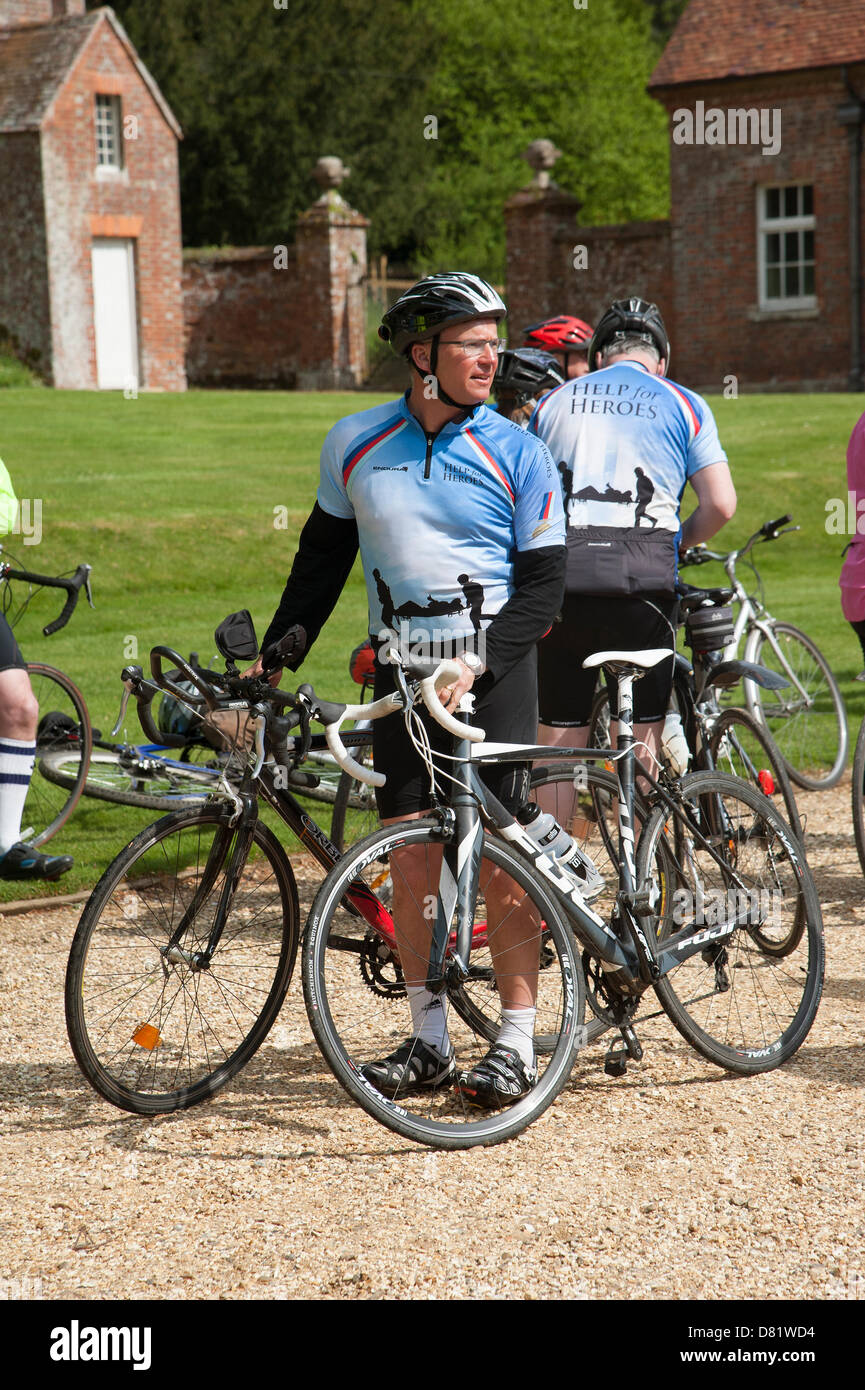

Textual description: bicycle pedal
[604,1044,628,1077]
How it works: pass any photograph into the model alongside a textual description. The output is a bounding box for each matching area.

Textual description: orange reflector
[758,769,776,796]
[132,1023,160,1050]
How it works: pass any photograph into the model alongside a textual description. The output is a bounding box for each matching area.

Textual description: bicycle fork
[162,787,259,974]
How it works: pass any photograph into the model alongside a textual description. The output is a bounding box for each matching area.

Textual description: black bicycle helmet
[588,298,670,373]
[379,273,506,356]
[492,348,564,408]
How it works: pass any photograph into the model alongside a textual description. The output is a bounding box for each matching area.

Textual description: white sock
[497,1007,536,1070]
[407,986,451,1056]
[0,737,35,854]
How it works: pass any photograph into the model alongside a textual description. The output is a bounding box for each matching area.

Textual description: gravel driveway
[0,780,862,1303]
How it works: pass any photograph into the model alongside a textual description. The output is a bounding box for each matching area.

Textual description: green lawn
[0,386,862,902]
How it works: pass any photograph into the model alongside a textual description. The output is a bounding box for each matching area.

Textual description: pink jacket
[840,411,865,622]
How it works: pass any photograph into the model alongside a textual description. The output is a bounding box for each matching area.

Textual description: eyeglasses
[438,337,507,358]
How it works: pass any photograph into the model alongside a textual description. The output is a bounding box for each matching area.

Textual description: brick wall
[183,249,301,388]
[183,192,369,389]
[0,131,52,374]
[505,184,672,346]
[653,66,865,391]
[40,14,185,389]
[0,1,85,25]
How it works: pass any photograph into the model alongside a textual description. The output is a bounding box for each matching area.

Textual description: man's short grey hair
[601,335,661,367]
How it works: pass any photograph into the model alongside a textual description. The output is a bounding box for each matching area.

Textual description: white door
[91,238,139,390]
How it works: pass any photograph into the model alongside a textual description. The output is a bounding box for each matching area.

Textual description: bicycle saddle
[677,583,734,612]
[583,648,672,672]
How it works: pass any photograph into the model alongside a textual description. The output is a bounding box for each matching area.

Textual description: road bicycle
[65,614,823,1149]
[586,583,804,842]
[40,645,374,842]
[0,550,94,845]
[680,515,847,791]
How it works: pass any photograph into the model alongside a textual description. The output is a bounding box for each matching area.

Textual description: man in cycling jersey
[251,273,565,1107]
[523,315,594,380]
[0,459,73,881]
[529,298,736,771]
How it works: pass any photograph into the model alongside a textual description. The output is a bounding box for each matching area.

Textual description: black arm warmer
[481,545,565,683]
[260,502,359,669]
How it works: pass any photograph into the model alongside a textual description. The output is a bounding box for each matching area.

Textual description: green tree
[106,0,671,275]
[415,0,670,277]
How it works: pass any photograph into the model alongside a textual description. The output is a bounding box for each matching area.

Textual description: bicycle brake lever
[110,683,132,739]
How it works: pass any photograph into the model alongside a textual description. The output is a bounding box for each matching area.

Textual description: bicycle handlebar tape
[419,662,486,743]
[43,585,79,637]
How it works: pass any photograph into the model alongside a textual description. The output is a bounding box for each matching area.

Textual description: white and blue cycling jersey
[317,392,564,645]
[529,360,727,536]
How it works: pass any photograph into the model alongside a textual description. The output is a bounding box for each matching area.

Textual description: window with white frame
[95,94,123,171]
[758,185,815,310]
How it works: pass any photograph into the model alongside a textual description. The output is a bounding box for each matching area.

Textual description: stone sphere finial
[313,156,350,190]
[523,139,562,189]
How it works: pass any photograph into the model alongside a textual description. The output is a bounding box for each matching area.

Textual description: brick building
[649,0,865,392]
[0,0,185,390]
[506,0,865,392]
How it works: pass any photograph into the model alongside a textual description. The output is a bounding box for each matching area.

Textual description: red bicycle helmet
[522,316,594,351]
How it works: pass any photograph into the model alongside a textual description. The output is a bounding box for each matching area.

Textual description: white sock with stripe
[0,737,35,854]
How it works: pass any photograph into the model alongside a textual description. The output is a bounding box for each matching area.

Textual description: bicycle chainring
[582,951,642,1024]
[359,932,406,1000]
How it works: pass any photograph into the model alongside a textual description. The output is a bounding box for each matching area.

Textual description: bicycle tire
[65,806,300,1114]
[852,714,865,876]
[302,819,584,1149]
[330,742,378,850]
[745,622,847,790]
[706,706,804,843]
[24,662,93,846]
[40,744,224,811]
[636,770,823,1072]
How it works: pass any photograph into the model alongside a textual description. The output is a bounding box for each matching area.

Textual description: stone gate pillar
[504,140,582,337]
[295,157,370,390]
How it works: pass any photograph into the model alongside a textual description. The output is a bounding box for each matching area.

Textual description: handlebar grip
[762,514,792,535]
[418,661,486,743]
[150,646,219,709]
[42,586,78,637]
[324,724,386,788]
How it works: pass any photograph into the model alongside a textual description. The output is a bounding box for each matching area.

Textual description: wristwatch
[459,650,486,677]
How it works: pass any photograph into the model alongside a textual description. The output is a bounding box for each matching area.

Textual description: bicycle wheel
[852,715,865,875]
[65,807,299,1114]
[636,771,823,1071]
[706,707,804,843]
[745,622,847,790]
[330,742,378,850]
[24,662,93,846]
[39,745,227,810]
[303,820,584,1149]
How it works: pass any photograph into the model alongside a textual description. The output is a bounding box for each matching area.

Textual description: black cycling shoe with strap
[455,1045,538,1110]
[361,1037,456,1098]
[0,841,74,881]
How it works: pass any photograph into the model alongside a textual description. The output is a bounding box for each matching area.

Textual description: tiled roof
[650,0,865,88]
[0,12,97,130]
[0,7,180,136]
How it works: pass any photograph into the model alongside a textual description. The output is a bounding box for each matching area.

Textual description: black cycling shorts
[538,593,678,727]
[0,613,25,673]
[372,647,538,819]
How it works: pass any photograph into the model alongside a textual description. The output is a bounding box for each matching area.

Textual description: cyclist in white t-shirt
[529,298,736,772]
